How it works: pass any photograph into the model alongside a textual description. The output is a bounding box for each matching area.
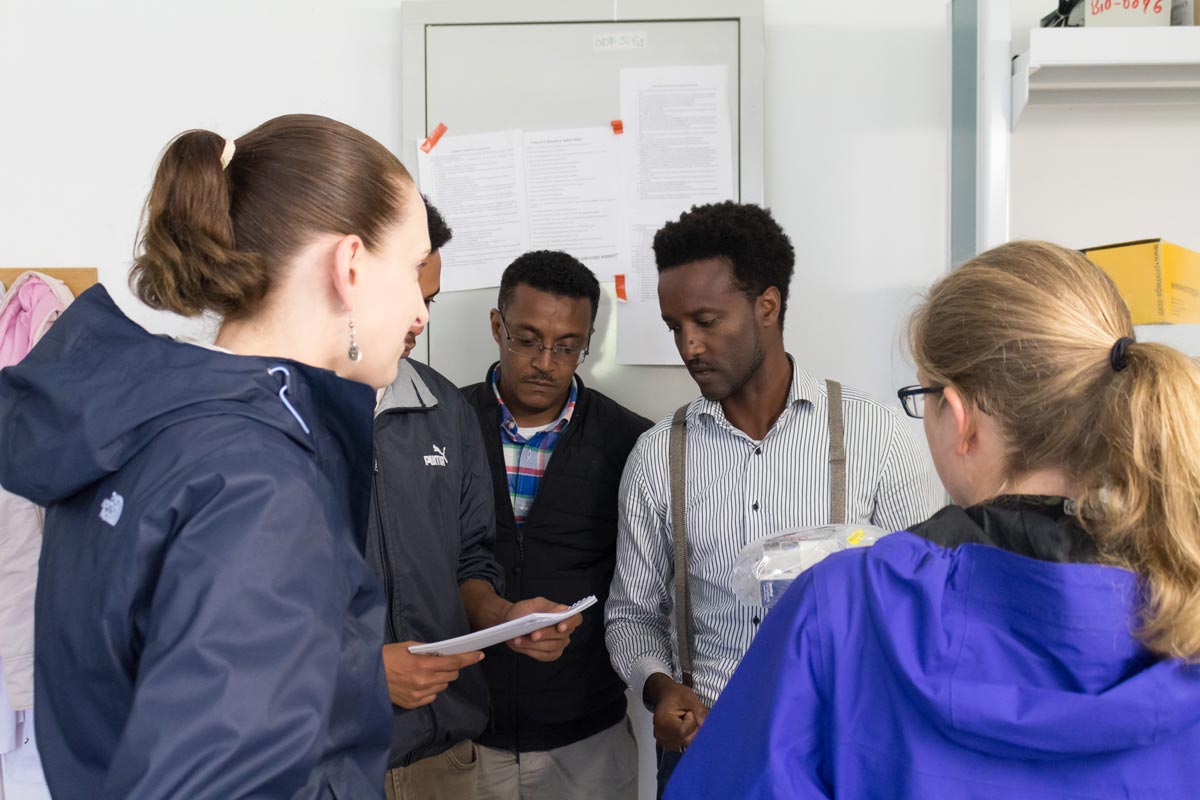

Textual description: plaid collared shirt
[492,367,577,527]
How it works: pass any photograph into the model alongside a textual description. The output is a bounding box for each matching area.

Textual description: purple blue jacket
[667,497,1200,798]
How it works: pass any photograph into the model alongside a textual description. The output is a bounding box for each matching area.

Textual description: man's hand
[382,643,484,709]
[504,597,582,662]
[644,672,710,752]
[458,581,581,663]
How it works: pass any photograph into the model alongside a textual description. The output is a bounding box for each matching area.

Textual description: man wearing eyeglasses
[461,251,652,800]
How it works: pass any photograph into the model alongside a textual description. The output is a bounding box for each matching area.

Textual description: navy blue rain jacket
[0,286,391,799]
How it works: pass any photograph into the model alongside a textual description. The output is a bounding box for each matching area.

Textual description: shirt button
[755,447,762,455]
[752,616,761,625]
[752,502,759,511]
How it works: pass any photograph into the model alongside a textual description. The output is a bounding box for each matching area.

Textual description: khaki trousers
[385,739,479,800]
[476,718,638,800]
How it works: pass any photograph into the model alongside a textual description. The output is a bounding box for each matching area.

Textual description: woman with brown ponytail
[0,115,430,798]
[665,240,1200,798]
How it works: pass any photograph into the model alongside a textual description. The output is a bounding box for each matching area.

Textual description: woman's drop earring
[348,319,362,362]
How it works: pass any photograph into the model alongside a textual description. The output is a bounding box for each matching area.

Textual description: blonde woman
[0,115,429,798]
[666,241,1200,798]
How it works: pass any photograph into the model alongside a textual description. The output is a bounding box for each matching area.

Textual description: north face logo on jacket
[423,444,448,467]
[99,492,124,526]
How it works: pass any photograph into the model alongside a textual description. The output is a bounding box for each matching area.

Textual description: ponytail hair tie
[220,139,236,170]
[1110,336,1134,372]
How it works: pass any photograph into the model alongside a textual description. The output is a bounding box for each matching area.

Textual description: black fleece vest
[462,367,652,752]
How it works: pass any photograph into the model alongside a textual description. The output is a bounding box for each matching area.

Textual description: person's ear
[757,287,781,328]
[330,234,365,312]
[942,386,977,457]
[490,308,503,345]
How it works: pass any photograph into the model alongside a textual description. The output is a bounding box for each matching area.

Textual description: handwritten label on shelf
[1088,0,1167,24]
[594,31,647,51]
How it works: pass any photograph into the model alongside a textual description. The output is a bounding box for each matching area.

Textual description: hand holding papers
[382,643,484,709]
[409,595,597,656]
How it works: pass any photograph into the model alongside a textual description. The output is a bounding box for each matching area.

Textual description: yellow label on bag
[848,529,865,545]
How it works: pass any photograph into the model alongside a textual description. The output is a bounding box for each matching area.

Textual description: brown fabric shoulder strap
[826,380,847,525]
[668,404,694,687]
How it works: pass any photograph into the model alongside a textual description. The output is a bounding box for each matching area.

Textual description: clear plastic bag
[731,524,886,608]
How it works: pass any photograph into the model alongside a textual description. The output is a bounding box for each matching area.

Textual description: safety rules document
[615,64,735,365]
[408,596,598,655]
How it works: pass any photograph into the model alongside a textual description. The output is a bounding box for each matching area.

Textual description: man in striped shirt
[604,202,943,796]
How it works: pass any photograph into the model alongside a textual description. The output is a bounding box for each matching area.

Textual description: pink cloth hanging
[0,271,76,712]
[0,273,73,369]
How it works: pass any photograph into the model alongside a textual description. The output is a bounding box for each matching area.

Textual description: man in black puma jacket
[368,204,581,800]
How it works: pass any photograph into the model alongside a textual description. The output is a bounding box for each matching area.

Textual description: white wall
[0,0,406,340]
[766,1,951,403]
[1,0,952,406]
[1008,0,1200,354]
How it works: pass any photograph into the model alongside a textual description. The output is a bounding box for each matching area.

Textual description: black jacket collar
[910,495,1101,564]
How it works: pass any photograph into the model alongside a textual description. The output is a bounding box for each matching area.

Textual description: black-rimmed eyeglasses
[498,313,589,366]
[897,385,944,419]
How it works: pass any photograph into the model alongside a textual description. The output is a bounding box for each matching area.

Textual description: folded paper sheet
[408,596,598,656]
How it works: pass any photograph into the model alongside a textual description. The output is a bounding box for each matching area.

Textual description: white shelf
[1012,27,1200,129]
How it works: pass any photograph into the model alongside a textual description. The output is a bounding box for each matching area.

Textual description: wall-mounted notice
[524,128,624,281]
[615,64,735,365]
[615,271,682,366]
[620,64,734,207]
[418,127,625,291]
[416,130,528,292]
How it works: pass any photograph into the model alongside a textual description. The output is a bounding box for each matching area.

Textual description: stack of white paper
[408,596,598,656]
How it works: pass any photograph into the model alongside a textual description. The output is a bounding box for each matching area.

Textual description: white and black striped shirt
[605,361,943,708]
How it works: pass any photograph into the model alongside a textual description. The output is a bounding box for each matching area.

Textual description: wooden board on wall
[0,268,99,300]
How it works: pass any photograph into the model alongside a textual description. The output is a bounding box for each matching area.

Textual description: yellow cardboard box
[1083,239,1200,324]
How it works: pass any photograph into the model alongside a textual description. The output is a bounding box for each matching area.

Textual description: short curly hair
[653,201,795,327]
[498,250,600,323]
[423,195,453,252]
